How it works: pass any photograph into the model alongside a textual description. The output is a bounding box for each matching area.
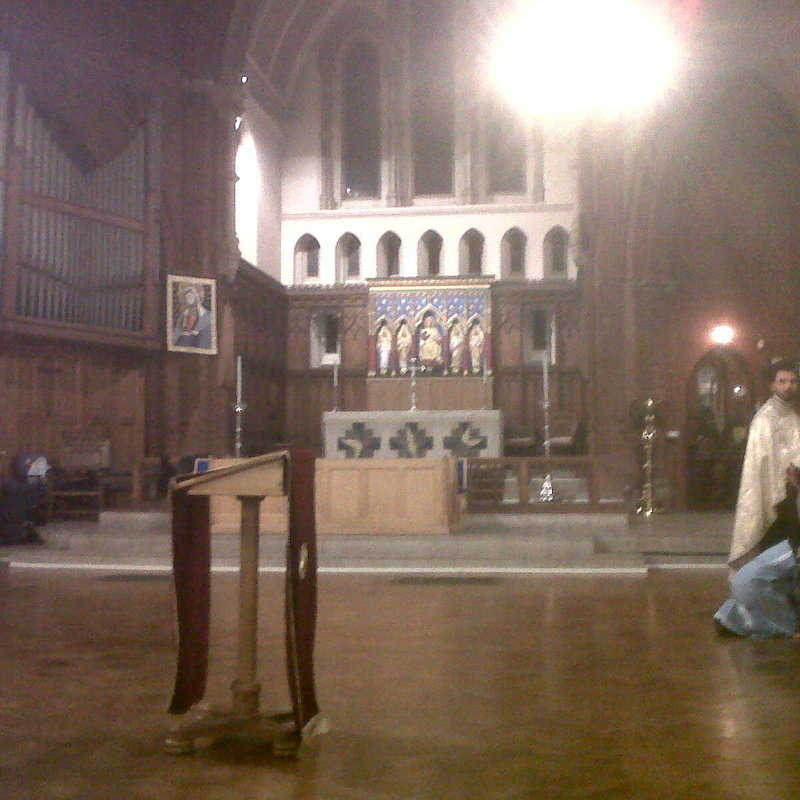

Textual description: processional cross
[409,358,418,412]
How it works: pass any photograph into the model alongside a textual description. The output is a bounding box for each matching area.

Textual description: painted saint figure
[418,313,443,368]
[172,285,212,349]
[468,323,485,373]
[396,321,412,374]
[376,323,392,375]
[449,319,465,373]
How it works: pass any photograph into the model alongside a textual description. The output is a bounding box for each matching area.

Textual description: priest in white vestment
[728,361,800,567]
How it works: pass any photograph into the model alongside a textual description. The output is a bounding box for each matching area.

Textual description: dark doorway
[686,349,754,509]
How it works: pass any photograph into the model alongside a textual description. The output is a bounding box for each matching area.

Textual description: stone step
[595,532,730,555]
[462,512,629,532]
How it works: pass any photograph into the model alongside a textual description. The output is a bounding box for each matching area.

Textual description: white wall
[265,20,581,287]
[238,97,284,281]
[281,204,577,284]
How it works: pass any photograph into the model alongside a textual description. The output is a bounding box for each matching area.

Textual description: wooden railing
[466,456,622,513]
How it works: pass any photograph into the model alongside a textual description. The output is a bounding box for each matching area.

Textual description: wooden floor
[2,568,800,799]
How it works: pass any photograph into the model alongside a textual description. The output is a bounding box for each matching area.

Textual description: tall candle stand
[234,355,247,458]
[542,336,551,459]
[636,398,658,517]
[482,357,489,410]
[539,332,555,502]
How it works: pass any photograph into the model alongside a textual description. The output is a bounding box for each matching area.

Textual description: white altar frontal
[322,410,503,459]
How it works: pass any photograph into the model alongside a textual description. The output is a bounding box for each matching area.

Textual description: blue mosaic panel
[372,291,486,323]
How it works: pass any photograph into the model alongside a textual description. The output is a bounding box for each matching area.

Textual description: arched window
[235,130,261,265]
[336,233,361,281]
[524,307,556,364]
[342,40,381,199]
[310,311,340,367]
[377,232,401,277]
[459,229,484,275]
[411,1,454,195]
[487,100,526,195]
[501,228,527,277]
[294,234,321,282]
[544,227,569,276]
[418,230,443,276]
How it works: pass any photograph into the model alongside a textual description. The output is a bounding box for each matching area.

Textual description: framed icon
[166,275,217,355]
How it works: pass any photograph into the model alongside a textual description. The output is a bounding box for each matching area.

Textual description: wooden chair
[543,414,584,455]
[503,427,539,457]
[132,457,163,502]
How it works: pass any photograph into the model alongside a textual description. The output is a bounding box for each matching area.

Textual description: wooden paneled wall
[366,376,491,411]
[284,282,586,451]
[490,282,585,437]
[0,339,146,471]
[231,263,288,454]
[285,286,368,451]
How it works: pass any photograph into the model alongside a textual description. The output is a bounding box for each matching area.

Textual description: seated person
[0,454,49,545]
[714,466,800,638]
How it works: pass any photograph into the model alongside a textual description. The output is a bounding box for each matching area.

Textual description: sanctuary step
[12,511,735,567]
[594,512,733,556]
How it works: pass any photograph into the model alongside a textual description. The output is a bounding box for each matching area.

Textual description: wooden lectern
[164,450,324,757]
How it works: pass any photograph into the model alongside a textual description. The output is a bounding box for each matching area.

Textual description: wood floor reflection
[2,569,800,799]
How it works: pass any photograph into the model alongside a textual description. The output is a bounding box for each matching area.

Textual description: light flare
[235,130,261,265]
[709,325,735,345]
[489,0,684,119]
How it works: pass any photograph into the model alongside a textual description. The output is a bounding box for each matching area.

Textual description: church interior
[3,0,800,797]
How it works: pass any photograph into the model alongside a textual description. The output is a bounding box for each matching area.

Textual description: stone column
[161,80,244,457]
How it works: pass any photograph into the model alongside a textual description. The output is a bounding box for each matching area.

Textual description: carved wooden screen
[0,51,159,343]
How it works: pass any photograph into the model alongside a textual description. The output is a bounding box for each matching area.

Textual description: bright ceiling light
[710,325,735,345]
[488,0,684,119]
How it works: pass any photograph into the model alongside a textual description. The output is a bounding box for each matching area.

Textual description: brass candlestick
[636,398,657,517]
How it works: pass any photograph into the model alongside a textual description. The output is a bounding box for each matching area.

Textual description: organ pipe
[6,59,151,332]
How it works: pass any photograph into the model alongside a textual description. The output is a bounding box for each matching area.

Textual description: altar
[322,409,503,459]
[314,277,502,533]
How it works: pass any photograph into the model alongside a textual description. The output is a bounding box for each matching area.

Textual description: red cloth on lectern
[168,487,210,714]
[284,449,320,728]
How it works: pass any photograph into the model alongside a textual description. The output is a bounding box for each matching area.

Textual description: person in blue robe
[715,476,800,638]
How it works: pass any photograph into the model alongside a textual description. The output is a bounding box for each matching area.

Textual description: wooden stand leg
[165,493,299,757]
[232,495,261,717]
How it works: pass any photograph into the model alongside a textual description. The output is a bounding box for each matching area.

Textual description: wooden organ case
[0,49,160,470]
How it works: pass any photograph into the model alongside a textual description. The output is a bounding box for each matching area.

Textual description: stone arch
[543,226,568,278]
[293,233,321,282]
[459,229,484,275]
[501,227,527,278]
[418,229,443,276]
[377,231,401,277]
[335,232,361,282]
